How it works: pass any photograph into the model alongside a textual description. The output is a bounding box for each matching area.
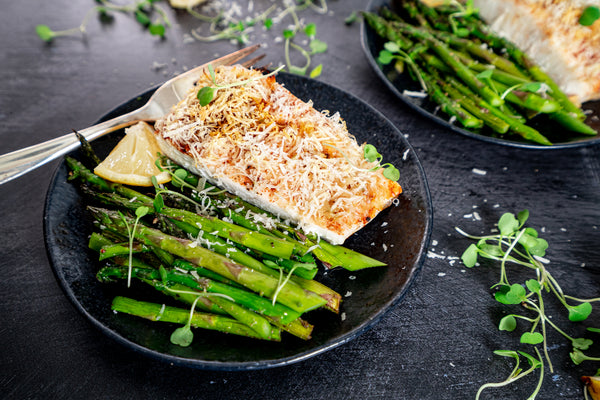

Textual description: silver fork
[0,44,262,186]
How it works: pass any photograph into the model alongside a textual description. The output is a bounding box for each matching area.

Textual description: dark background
[1,1,598,399]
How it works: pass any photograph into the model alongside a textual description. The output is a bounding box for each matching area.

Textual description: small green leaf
[153,194,164,213]
[579,6,600,26]
[499,315,517,331]
[498,213,519,236]
[264,18,273,30]
[505,284,527,304]
[521,82,543,93]
[520,331,544,345]
[525,279,541,294]
[523,227,538,238]
[304,23,316,38]
[528,238,548,257]
[197,86,215,106]
[377,50,394,65]
[517,209,529,226]
[149,23,166,37]
[363,144,382,163]
[170,325,194,347]
[493,349,519,359]
[159,265,168,283]
[172,169,188,187]
[309,39,328,54]
[572,337,593,350]
[135,9,151,25]
[309,64,323,79]
[476,242,505,258]
[382,165,400,181]
[588,327,600,333]
[570,348,586,365]
[383,41,401,53]
[454,27,469,37]
[461,243,478,268]
[36,24,56,42]
[568,302,592,322]
[135,206,150,218]
[283,29,295,39]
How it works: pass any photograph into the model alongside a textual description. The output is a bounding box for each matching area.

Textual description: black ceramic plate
[361,0,600,149]
[43,72,433,370]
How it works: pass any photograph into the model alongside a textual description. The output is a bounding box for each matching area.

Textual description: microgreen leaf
[383,41,401,53]
[520,82,543,93]
[493,349,519,359]
[363,144,382,163]
[170,324,194,346]
[377,50,394,65]
[517,209,529,226]
[498,213,519,236]
[135,9,151,25]
[579,6,600,26]
[505,284,527,304]
[499,315,517,331]
[135,206,150,218]
[588,327,600,333]
[304,23,316,38]
[264,18,273,30]
[172,168,188,188]
[36,24,56,42]
[572,337,593,350]
[520,331,544,345]
[309,39,328,54]
[494,285,511,304]
[159,265,168,283]
[461,244,478,267]
[153,194,164,213]
[525,279,541,294]
[283,29,295,39]
[382,164,400,181]
[197,86,216,106]
[149,23,166,37]
[309,64,323,79]
[567,302,592,322]
[570,348,586,365]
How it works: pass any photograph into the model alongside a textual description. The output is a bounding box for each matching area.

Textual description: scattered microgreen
[271,265,299,306]
[377,41,427,92]
[170,296,200,347]
[579,6,600,26]
[363,144,400,181]
[457,210,599,399]
[309,64,323,79]
[196,64,285,106]
[119,206,150,288]
[36,0,170,42]
[475,348,543,400]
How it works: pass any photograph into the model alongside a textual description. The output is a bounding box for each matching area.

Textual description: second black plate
[361,0,600,149]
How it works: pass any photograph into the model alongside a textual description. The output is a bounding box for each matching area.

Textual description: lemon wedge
[169,0,207,9]
[94,121,171,187]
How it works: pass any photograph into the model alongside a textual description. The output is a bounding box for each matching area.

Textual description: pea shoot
[457,210,600,399]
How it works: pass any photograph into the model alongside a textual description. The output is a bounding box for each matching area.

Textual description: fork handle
[0,110,148,185]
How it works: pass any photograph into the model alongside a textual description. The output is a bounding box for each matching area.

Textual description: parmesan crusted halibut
[154,65,402,245]
[473,0,600,105]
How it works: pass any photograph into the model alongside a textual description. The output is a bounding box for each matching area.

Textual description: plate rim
[43,72,433,370]
[361,0,600,150]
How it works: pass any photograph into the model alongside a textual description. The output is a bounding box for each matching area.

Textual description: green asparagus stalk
[111,296,279,341]
[88,206,328,313]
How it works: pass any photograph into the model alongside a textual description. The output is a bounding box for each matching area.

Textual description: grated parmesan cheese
[155,65,402,244]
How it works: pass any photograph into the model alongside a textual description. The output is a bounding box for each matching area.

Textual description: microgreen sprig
[119,205,150,288]
[36,0,170,42]
[196,64,285,107]
[364,144,400,181]
[457,210,599,398]
[377,42,427,92]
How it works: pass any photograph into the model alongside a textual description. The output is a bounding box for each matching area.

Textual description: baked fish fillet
[473,0,600,105]
[154,65,402,245]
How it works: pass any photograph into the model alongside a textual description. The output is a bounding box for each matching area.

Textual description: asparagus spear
[111,296,280,341]
[88,206,328,313]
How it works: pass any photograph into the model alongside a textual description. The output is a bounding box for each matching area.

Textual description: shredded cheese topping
[155,65,401,243]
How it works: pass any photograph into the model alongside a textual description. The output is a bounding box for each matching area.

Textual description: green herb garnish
[580,6,600,26]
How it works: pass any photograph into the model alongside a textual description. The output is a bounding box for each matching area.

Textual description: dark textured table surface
[1,1,598,399]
